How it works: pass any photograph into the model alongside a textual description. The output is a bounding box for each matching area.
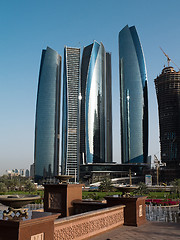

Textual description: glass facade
[80,163,149,184]
[119,25,148,164]
[34,47,61,182]
[80,41,112,164]
[61,47,80,179]
[106,53,113,163]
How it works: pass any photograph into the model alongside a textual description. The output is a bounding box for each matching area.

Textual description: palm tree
[171,179,180,198]
[99,177,113,192]
[134,182,149,195]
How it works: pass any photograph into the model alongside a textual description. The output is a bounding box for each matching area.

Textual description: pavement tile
[90,221,180,240]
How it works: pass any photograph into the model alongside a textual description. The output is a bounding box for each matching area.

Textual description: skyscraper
[80,41,112,164]
[154,66,180,180]
[34,47,61,182]
[119,25,148,164]
[106,53,113,163]
[61,47,80,178]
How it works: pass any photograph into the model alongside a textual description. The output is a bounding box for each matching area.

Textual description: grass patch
[147,191,171,199]
[0,190,178,202]
[82,190,178,201]
[82,191,122,200]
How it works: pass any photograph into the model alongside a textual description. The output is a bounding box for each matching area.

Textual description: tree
[0,182,7,192]
[99,177,113,192]
[171,179,180,198]
[134,182,149,195]
[24,180,36,193]
[0,177,14,191]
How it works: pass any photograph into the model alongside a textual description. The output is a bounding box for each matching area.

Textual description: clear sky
[0,0,180,175]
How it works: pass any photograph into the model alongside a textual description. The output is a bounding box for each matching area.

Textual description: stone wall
[54,205,125,240]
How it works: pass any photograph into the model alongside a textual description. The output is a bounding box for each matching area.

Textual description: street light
[154,155,166,185]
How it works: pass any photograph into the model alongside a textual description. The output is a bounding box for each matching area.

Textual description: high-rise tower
[34,47,61,182]
[80,41,112,164]
[119,25,148,164]
[61,47,80,179]
[155,66,180,180]
[106,52,113,163]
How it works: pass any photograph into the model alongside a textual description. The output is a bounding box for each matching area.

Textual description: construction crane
[160,47,180,71]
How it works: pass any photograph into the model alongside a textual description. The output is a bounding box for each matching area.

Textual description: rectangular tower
[106,52,113,163]
[61,47,80,180]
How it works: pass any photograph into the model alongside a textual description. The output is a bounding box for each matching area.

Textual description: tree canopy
[99,177,113,192]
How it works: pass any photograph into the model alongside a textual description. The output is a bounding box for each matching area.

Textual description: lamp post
[129,168,132,186]
[154,154,166,185]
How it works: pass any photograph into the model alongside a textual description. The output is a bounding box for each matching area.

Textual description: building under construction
[154,64,180,182]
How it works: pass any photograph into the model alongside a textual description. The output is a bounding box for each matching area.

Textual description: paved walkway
[90,221,180,240]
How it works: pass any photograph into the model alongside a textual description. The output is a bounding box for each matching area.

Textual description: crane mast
[160,47,171,67]
[160,47,180,71]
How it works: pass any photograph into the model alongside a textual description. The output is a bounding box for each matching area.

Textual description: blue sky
[0,0,180,175]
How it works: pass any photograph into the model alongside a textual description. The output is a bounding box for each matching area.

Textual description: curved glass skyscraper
[80,41,112,164]
[119,25,148,164]
[34,47,61,182]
